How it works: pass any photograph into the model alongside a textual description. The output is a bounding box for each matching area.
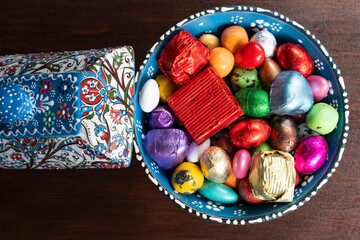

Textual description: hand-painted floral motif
[56,103,70,120]
[43,111,56,127]
[0,73,82,138]
[0,46,135,169]
[40,80,52,94]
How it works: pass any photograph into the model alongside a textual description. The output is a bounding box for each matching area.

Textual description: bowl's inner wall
[135,11,344,219]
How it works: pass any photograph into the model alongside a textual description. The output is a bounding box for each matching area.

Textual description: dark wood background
[0,0,359,239]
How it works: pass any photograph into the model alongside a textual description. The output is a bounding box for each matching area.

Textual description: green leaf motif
[88,65,98,73]
[113,52,125,70]
[106,73,112,84]
[13,148,22,153]
[108,89,117,100]
[83,112,95,120]
[103,104,110,116]
[48,64,61,72]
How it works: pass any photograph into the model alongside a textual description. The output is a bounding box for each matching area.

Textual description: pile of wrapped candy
[139,26,339,204]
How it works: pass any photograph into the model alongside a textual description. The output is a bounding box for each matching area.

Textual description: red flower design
[11,153,22,161]
[40,80,52,94]
[56,103,70,119]
[4,65,19,75]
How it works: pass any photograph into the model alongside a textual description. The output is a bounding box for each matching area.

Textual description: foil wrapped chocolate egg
[294,136,328,174]
[235,88,270,118]
[276,43,314,77]
[144,128,190,170]
[230,118,271,149]
[269,115,298,152]
[249,150,296,202]
[250,30,277,58]
[249,142,272,156]
[270,70,314,116]
[200,146,232,183]
[260,58,281,92]
[148,106,176,129]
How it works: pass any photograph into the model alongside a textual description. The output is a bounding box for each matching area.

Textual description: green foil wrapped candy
[235,88,271,118]
[249,142,273,156]
[306,103,339,134]
[230,67,261,92]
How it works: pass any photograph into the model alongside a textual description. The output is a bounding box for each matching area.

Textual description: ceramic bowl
[134,6,349,224]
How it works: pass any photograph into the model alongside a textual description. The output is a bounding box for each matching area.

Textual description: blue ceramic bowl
[134,6,349,224]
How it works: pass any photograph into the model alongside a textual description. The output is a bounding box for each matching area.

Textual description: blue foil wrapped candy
[144,128,190,170]
[270,70,313,116]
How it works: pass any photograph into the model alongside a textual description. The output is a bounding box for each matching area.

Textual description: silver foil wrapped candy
[270,71,313,116]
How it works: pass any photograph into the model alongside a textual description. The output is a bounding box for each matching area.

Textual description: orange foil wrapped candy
[167,67,243,144]
[158,31,210,85]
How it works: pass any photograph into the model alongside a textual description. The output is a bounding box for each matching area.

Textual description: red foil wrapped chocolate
[158,31,210,85]
[276,43,314,77]
[230,118,271,149]
[167,67,243,144]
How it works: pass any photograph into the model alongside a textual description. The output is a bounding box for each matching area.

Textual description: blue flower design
[96,143,107,154]
[94,125,108,140]
[58,80,71,95]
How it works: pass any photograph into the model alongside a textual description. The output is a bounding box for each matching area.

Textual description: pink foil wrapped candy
[294,135,328,174]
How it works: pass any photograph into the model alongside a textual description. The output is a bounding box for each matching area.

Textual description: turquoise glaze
[134,6,349,224]
[198,180,238,204]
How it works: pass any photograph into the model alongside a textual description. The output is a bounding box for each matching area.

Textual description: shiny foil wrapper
[167,67,243,145]
[249,150,296,202]
[148,106,176,129]
[200,146,232,183]
[158,31,210,85]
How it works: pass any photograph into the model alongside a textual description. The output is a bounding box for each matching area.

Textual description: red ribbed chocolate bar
[158,31,210,85]
[167,67,244,144]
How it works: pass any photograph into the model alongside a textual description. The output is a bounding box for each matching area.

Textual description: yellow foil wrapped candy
[155,74,180,103]
[249,150,296,202]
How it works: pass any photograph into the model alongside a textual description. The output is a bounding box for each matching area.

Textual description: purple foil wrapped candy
[148,106,176,129]
[144,128,190,170]
[294,135,328,174]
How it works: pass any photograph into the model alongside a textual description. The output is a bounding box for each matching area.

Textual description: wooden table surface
[0,0,359,239]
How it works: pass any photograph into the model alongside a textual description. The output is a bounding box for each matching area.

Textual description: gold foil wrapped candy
[249,150,296,202]
[200,146,232,183]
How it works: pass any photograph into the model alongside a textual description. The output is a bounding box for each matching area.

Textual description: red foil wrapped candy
[167,67,243,145]
[158,31,210,85]
[276,43,314,77]
[230,118,271,149]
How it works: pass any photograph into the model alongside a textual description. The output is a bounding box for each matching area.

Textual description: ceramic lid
[0,47,135,168]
